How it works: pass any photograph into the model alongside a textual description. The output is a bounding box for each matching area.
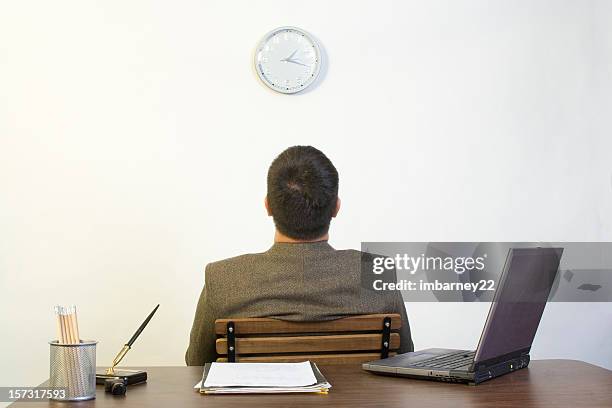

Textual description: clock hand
[283,49,298,61]
[285,59,310,68]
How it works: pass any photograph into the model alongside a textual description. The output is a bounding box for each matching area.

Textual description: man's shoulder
[330,248,383,262]
[206,251,265,272]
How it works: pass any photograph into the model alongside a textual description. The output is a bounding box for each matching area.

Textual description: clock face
[254,27,322,94]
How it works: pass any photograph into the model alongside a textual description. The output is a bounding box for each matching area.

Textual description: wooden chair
[214,313,401,364]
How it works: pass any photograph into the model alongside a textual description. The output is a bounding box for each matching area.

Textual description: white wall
[1,0,611,393]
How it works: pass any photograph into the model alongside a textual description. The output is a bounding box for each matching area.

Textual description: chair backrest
[214,314,401,364]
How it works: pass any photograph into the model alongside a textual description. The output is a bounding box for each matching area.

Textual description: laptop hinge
[472,347,530,372]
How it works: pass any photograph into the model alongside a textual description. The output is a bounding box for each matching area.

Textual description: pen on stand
[106,304,160,375]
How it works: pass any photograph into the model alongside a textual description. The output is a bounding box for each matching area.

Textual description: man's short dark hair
[267,146,339,240]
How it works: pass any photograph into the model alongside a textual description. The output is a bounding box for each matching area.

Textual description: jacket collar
[267,241,334,255]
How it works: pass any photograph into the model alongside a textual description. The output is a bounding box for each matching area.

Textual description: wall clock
[254,26,322,94]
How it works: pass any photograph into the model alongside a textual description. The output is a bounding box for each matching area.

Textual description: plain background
[1,0,611,396]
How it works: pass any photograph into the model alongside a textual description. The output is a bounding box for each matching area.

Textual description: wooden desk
[10,360,612,407]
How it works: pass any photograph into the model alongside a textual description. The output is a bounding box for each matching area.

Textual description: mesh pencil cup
[49,340,97,401]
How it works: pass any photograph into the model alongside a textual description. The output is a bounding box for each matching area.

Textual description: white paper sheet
[202,361,317,387]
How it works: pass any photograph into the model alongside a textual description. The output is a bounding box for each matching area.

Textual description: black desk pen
[106,304,160,375]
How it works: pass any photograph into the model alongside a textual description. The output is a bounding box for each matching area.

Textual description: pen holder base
[96,369,147,385]
[49,340,98,401]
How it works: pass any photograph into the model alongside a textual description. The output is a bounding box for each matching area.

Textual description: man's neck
[274,230,329,243]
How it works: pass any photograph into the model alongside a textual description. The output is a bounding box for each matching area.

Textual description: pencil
[71,306,81,344]
[68,306,85,394]
[55,306,73,394]
[54,306,71,394]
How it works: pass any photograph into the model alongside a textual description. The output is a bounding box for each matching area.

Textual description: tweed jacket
[185,241,414,365]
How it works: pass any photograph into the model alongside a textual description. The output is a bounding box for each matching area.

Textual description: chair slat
[216,352,397,364]
[216,333,400,355]
[215,314,401,335]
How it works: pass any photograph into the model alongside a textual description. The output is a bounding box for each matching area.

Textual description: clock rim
[254,26,322,94]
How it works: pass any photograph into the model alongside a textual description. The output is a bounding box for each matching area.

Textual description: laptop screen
[474,247,563,363]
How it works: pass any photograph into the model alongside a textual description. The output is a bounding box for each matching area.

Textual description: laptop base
[362,348,530,385]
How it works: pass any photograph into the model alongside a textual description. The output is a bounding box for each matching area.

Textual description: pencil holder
[49,340,98,401]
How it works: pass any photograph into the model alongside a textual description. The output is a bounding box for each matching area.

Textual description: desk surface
[11,360,612,408]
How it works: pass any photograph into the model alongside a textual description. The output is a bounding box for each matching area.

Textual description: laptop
[363,247,563,385]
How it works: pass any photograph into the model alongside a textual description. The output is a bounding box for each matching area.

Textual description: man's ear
[332,196,341,218]
[265,196,272,216]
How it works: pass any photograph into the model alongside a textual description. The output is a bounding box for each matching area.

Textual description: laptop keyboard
[411,351,476,370]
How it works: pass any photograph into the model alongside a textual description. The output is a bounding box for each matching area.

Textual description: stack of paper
[193,361,331,394]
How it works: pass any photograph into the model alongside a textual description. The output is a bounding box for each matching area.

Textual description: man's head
[266,146,340,241]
